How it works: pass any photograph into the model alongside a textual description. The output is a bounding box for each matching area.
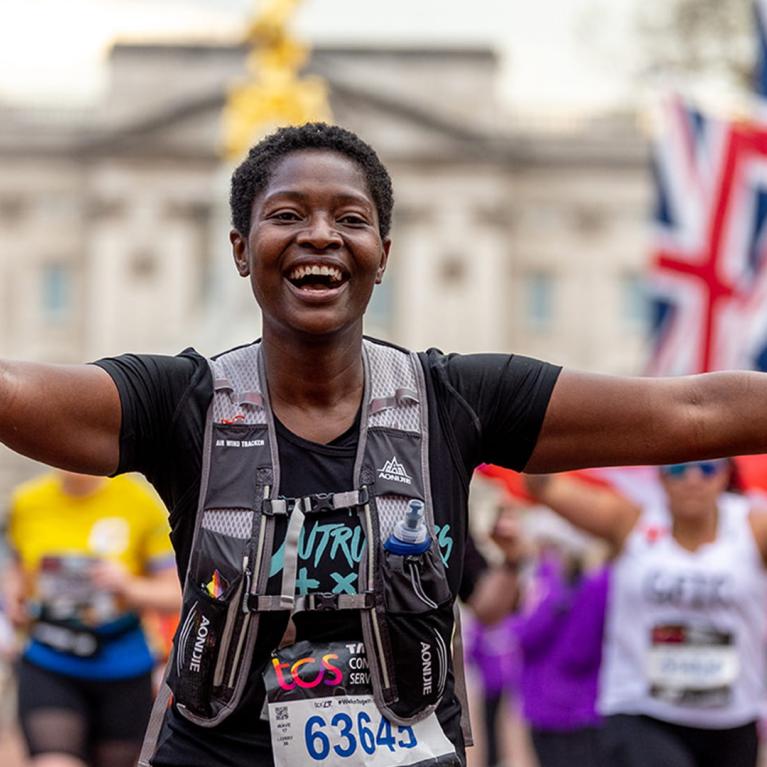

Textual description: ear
[230,229,250,277]
[375,239,391,284]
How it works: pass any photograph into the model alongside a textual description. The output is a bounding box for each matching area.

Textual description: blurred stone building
[0,42,651,498]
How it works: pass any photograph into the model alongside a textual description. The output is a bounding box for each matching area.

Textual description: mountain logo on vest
[378,456,412,485]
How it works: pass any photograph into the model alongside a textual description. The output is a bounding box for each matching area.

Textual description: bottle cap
[384,499,431,554]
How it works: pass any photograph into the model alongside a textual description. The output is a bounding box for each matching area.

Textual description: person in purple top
[512,523,609,767]
[463,504,529,767]
[466,615,521,767]
[512,557,608,767]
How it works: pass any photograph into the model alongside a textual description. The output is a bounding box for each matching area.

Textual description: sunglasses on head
[661,461,726,478]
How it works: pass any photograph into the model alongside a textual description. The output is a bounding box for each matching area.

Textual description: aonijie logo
[272,653,343,691]
[378,456,412,485]
[420,641,433,695]
[189,615,211,673]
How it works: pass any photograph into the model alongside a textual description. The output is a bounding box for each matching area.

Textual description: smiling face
[230,149,391,340]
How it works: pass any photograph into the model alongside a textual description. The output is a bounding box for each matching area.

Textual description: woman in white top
[528,460,767,767]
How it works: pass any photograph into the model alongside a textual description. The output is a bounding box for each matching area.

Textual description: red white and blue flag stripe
[647,94,767,375]
[479,6,767,506]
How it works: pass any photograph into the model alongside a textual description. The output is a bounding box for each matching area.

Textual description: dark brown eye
[271,211,301,221]
[338,214,367,226]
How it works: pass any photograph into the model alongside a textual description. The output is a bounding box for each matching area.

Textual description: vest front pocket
[168,575,243,718]
[382,548,451,612]
[378,547,453,719]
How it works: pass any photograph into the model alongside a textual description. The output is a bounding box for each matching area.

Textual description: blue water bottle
[383,499,431,555]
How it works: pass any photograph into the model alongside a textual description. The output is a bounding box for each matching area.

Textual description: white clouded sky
[1,0,642,114]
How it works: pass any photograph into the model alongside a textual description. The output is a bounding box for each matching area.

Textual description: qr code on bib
[275,706,288,722]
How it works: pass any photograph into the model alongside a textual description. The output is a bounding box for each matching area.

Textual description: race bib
[35,555,118,626]
[648,623,738,707]
[263,640,456,767]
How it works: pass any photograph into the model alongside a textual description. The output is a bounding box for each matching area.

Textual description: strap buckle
[311,592,339,611]
[262,497,290,516]
[263,488,370,517]
[359,591,375,610]
[306,493,334,514]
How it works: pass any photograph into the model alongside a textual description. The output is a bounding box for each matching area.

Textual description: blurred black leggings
[601,714,759,767]
[17,658,153,767]
[481,691,505,767]
[531,726,605,767]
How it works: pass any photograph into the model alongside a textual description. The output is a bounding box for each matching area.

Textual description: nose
[295,213,342,250]
[680,466,717,487]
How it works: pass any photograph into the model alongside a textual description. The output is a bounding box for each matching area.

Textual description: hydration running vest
[139,339,471,765]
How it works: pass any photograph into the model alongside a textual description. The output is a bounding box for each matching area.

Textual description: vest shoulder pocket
[204,424,271,510]
[168,575,243,718]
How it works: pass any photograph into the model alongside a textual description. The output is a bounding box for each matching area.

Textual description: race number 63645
[304,711,417,760]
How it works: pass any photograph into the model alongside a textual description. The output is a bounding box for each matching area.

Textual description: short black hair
[230,122,394,238]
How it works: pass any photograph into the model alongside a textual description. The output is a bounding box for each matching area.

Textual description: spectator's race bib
[263,639,456,767]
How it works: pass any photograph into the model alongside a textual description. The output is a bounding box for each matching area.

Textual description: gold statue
[223,0,332,160]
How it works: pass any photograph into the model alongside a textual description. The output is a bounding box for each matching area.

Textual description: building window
[621,273,648,329]
[0,196,27,224]
[130,249,157,280]
[440,255,466,285]
[524,271,554,329]
[41,262,72,323]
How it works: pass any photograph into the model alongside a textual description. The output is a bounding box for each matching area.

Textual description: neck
[672,506,718,551]
[261,324,364,408]
[58,474,106,498]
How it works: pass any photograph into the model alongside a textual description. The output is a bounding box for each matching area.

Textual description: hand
[4,589,29,629]
[523,473,552,501]
[89,559,132,597]
[489,510,529,568]
[2,565,31,628]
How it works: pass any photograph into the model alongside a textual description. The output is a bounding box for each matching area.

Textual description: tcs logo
[272,653,343,691]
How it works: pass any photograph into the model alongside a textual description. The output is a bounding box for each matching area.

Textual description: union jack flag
[479,5,767,508]
[647,94,767,375]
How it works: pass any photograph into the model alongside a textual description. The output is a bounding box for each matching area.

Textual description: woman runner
[527,461,767,767]
[4,123,767,766]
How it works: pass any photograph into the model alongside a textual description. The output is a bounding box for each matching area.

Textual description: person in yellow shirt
[4,471,181,767]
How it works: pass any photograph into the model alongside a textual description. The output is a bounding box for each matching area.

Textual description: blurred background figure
[464,486,609,767]
[511,510,608,767]
[464,506,527,767]
[465,614,521,767]
[3,471,180,767]
[0,591,18,738]
[528,460,767,767]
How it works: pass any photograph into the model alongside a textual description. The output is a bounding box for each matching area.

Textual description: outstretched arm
[527,369,767,473]
[468,512,528,625]
[525,474,639,550]
[0,360,121,475]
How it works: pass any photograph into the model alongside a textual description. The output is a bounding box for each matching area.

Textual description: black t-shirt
[95,343,560,767]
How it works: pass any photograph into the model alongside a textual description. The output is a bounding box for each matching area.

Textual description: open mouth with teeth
[286,263,348,291]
